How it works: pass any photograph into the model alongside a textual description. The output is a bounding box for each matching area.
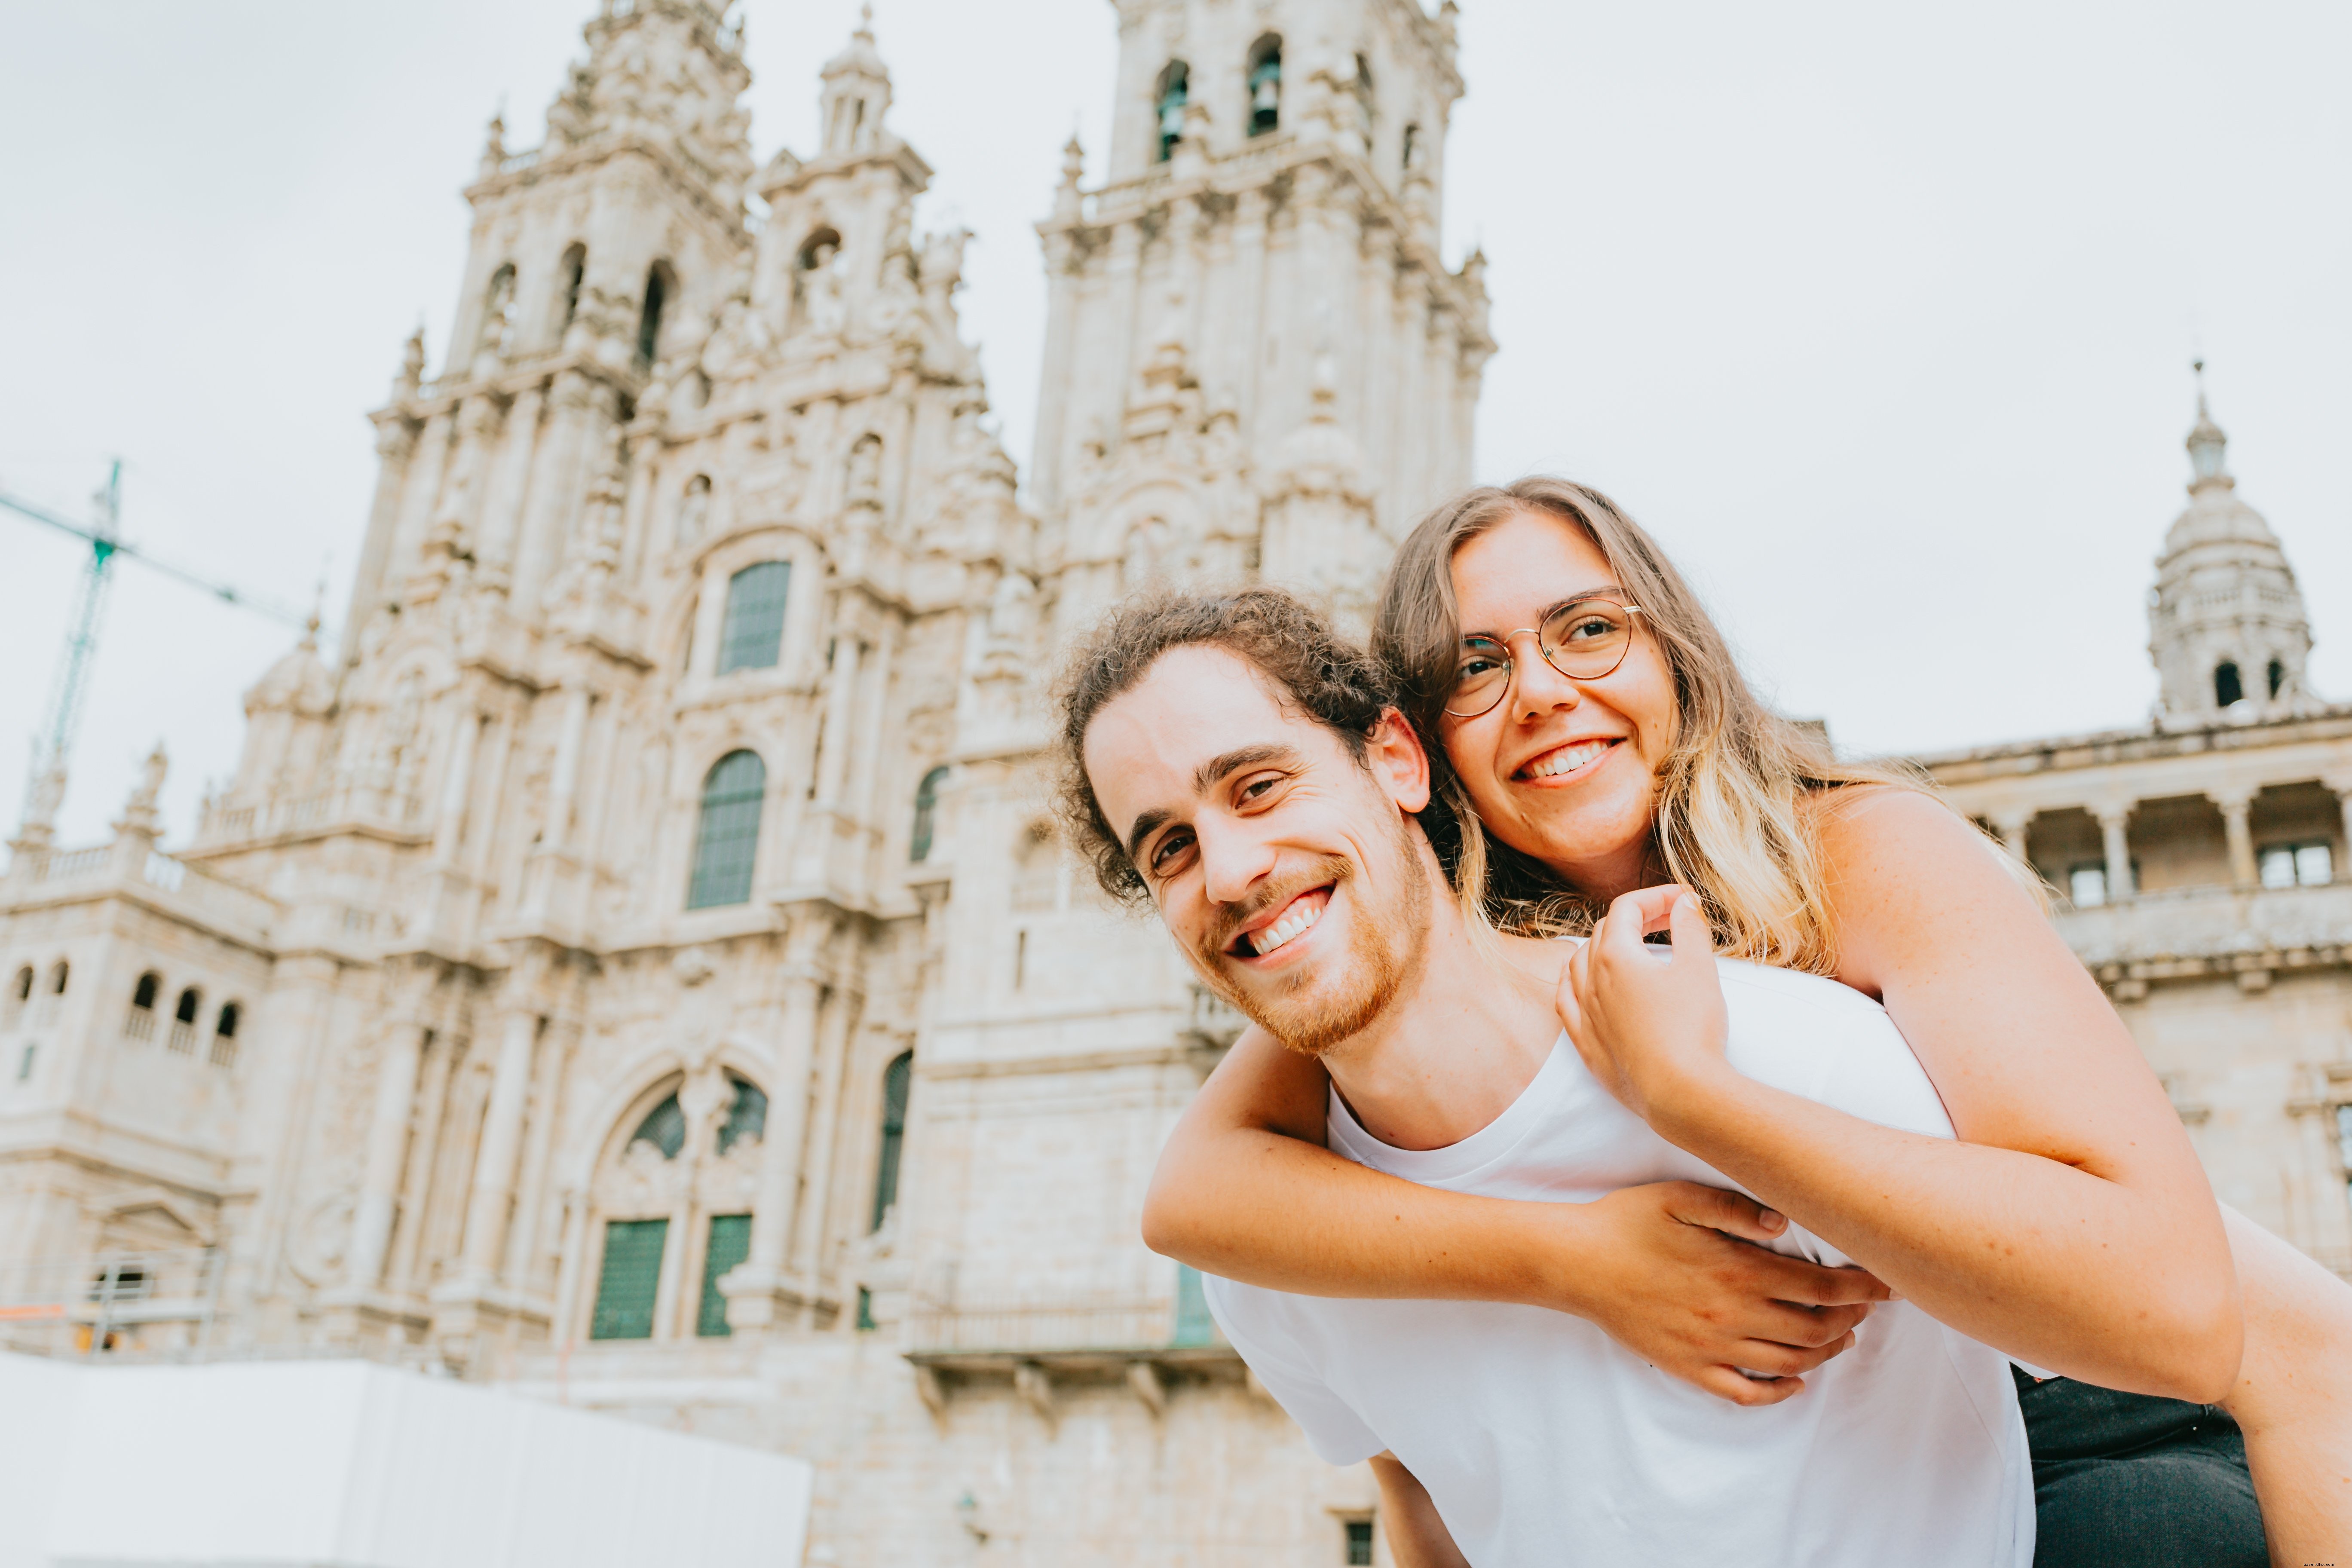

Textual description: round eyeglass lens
[1446,637,1513,717]
[1542,598,1635,678]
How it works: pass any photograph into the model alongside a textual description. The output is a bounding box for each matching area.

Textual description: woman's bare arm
[1142,1026,1890,1406]
[1368,1454,1470,1568]
[1561,789,2242,1400]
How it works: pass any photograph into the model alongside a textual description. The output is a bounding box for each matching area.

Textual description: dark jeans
[2016,1367,2268,1568]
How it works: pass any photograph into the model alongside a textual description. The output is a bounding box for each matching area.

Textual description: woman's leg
[2219,1206,2352,1568]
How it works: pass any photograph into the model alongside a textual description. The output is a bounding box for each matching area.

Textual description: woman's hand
[1559,885,1735,1124]
[1566,1181,1889,1406]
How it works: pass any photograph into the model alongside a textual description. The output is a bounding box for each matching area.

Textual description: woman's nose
[1510,633,1582,722]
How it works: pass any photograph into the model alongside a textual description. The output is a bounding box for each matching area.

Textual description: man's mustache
[1199,854,1354,960]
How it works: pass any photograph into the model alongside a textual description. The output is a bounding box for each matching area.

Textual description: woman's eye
[1563,616,1613,643]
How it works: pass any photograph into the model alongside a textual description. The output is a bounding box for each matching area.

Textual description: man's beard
[1191,812,1434,1058]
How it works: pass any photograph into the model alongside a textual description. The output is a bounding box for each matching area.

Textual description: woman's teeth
[1250,891,1329,956]
[1522,739,1611,781]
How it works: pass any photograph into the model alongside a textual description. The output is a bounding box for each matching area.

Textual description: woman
[1143,478,2352,1564]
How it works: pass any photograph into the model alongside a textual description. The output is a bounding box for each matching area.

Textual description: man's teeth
[1249,893,1327,956]
[1524,739,1610,780]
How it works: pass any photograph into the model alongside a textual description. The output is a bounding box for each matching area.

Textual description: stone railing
[142,851,278,934]
[904,1297,1201,1357]
[2056,880,2352,971]
[199,784,426,848]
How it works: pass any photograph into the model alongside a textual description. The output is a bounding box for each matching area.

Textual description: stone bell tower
[1031,0,1493,636]
[2149,365,2316,727]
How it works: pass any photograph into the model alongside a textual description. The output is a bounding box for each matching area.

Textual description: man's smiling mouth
[1230,887,1332,958]
[1518,738,1618,781]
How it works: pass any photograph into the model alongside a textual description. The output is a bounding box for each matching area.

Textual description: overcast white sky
[2,0,2346,850]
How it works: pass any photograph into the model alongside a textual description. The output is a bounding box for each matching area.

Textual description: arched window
[686,750,766,909]
[125,970,159,1042]
[716,1073,768,1156]
[630,1092,687,1160]
[1351,52,1376,149]
[50,961,68,996]
[636,263,672,368]
[1402,121,1421,173]
[557,243,587,333]
[2268,658,2286,699]
[910,765,949,862]
[2214,661,2245,709]
[480,263,518,356]
[168,986,202,1055]
[1155,60,1190,161]
[717,562,791,674]
[1247,36,1282,135]
[870,1050,913,1231]
[209,1002,240,1069]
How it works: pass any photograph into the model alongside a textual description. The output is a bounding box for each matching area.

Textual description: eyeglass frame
[1442,594,1648,719]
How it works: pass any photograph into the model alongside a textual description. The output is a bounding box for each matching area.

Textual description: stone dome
[244,632,335,717]
[2147,375,2312,726]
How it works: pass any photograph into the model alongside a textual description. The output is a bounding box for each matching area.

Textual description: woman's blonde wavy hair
[1373,477,1920,975]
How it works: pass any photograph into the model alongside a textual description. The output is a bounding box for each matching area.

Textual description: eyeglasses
[1444,596,1646,718]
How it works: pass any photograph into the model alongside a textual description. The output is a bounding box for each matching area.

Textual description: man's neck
[1318,909,1565,1153]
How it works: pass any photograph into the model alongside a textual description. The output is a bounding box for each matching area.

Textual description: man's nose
[1195,815,1277,907]
[1510,631,1583,723]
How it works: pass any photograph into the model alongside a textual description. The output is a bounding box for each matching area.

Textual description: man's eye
[1150,830,1194,872]
[1240,776,1278,801]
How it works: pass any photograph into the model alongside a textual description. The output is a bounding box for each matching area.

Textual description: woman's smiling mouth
[1516,737,1620,782]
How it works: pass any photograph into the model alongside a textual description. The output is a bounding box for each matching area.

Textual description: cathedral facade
[1,3,2346,1565]
[0,2,1489,1561]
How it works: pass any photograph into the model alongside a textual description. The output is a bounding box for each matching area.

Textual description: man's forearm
[1369,1454,1470,1568]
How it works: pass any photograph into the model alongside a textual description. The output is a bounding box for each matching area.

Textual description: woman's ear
[1365,708,1432,814]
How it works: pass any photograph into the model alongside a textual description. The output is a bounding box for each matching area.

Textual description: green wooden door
[590,1218,668,1340]
[697,1214,753,1338]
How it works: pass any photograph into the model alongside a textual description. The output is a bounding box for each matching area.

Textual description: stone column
[691,558,731,680]
[345,1017,430,1292]
[2097,808,2137,903]
[431,704,482,860]
[815,636,863,808]
[2331,781,2352,883]
[1993,812,2032,867]
[459,998,542,1280]
[790,987,861,1309]
[2217,793,2259,890]
[724,963,823,1332]
[1032,232,1082,514]
[474,383,545,586]
[543,686,594,853]
[550,1188,591,1345]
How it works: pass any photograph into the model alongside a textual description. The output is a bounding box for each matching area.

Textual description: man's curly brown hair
[1054,587,1398,906]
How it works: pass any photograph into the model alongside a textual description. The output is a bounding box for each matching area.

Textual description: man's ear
[1363,708,1432,815]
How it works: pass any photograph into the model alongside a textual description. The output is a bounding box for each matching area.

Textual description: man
[1054,586,2031,1566]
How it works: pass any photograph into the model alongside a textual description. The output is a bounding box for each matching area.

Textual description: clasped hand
[1557,884,1736,1125]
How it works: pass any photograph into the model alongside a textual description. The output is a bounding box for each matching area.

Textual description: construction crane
[1,462,313,820]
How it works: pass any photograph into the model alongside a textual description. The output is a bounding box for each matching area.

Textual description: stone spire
[2149,362,2314,726]
[819,5,892,156]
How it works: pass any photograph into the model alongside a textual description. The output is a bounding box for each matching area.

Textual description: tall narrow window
[687,751,766,909]
[2214,661,2244,708]
[870,1050,913,1231]
[717,561,791,674]
[125,971,159,1042]
[910,766,949,862]
[1352,53,1376,148]
[209,1002,240,1069]
[2269,658,2286,698]
[1155,60,1191,161]
[557,243,587,332]
[696,1213,753,1337]
[1344,1519,1375,1565]
[1247,37,1282,135]
[636,263,671,368]
[590,1218,669,1340]
[168,987,202,1055]
[49,961,67,996]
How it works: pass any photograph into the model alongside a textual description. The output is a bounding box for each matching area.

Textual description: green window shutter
[1173,1263,1213,1346]
[717,561,791,674]
[870,1051,912,1231]
[686,750,766,909]
[697,1213,753,1338]
[590,1218,668,1340]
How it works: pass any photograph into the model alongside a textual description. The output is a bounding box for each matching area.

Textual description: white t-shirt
[1204,955,2034,1568]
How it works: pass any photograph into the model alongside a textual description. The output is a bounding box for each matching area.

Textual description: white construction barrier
[0,1353,811,1568]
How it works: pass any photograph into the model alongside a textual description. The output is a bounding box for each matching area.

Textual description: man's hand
[1559,885,1735,1124]
[1559,1181,1890,1406]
